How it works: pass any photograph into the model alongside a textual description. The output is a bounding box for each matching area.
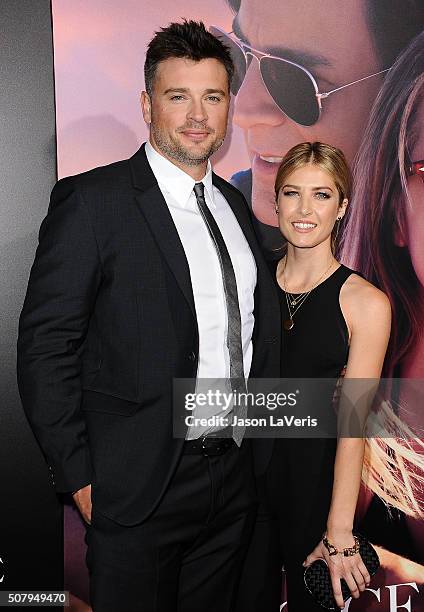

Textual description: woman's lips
[291,221,317,233]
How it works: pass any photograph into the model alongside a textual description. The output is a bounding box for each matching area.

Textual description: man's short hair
[144,20,234,97]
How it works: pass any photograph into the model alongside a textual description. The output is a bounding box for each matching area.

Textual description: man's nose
[233,57,285,129]
[187,99,208,124]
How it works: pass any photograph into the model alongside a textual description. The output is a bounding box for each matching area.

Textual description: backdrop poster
[51,1,424,610]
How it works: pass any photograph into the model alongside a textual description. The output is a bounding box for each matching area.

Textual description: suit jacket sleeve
[17,176,102,493]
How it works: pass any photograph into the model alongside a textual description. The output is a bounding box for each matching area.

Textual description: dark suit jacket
[17,143,280,526]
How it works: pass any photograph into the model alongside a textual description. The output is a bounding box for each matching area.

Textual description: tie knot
[193,182,205,199]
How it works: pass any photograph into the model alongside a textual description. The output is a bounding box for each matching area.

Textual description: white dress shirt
[145,141,257,438]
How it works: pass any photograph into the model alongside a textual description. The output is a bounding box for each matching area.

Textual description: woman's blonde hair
[274,142,351,253]
[275,142,351,200]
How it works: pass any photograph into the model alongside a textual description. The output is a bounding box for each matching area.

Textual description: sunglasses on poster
[210,26,392,127]
[408,160,424,183]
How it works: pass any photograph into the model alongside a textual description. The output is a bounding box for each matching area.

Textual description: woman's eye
[282,190,298,197]
[315,192,331,200]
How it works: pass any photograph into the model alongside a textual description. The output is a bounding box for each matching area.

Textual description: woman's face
[404,95,424,289]
[276,163,347,250]
[232,0,382,226]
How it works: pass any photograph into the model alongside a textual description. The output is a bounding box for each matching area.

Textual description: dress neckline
[276,262,344,296]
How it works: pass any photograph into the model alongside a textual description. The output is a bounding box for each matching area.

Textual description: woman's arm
[327,274,391,537]
[304,274,392,608]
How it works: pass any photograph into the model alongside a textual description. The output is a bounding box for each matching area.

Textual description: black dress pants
[236,438,337,612]
[85,439,257,612]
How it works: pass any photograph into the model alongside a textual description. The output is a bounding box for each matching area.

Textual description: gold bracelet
[322,535,338,556]
[342,535,360,556]
[322,534,360,557]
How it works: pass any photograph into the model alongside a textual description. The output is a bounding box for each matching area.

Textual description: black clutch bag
[303,533,380,610]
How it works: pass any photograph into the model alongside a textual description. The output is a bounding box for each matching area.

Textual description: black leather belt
[183,429,235,456]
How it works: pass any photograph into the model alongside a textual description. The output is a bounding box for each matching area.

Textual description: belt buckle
[201,436,232,457]
[201,436,228,457]
[200,436,213,457]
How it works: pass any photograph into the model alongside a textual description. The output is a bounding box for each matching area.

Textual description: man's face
[233,0,383,226]
[141,57,230,173]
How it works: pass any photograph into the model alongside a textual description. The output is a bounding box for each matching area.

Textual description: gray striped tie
[193,182,247,445]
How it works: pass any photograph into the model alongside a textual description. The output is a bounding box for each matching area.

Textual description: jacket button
[188,351,196,361]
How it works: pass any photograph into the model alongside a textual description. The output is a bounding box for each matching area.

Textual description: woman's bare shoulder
[340,272,392,324]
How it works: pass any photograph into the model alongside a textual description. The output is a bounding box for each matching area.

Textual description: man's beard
[151,122,225,166]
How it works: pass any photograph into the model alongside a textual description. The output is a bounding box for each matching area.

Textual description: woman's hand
[303,533,371,609]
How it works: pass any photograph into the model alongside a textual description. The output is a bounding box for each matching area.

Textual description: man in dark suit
[17,20,280,612]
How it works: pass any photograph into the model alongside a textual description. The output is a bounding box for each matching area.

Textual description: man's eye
[170,95,185,101]
[206,95,221,102]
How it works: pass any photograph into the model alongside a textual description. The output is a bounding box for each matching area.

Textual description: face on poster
[405,97,424,289]
[228,0,384,226]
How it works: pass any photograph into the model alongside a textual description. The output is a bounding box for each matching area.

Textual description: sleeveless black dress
[279,263,352,379]
[266,261,356,611]
[236,261,358,612]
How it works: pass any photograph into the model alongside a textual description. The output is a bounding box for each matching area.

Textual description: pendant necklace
[282,259,335,331]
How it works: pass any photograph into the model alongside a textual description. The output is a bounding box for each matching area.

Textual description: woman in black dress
[237,142,392,611]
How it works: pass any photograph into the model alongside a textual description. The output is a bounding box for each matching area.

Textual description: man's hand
[72,484,92,525]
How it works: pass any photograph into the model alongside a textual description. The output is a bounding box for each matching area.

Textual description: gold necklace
[282,259,336,331]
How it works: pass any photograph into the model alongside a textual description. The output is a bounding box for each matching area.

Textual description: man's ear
[140,91,151,124]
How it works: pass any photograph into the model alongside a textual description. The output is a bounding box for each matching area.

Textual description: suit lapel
[129,144,270,324]
[212,174,266,267]
[129,145,196,317]
[213,172,281,378]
